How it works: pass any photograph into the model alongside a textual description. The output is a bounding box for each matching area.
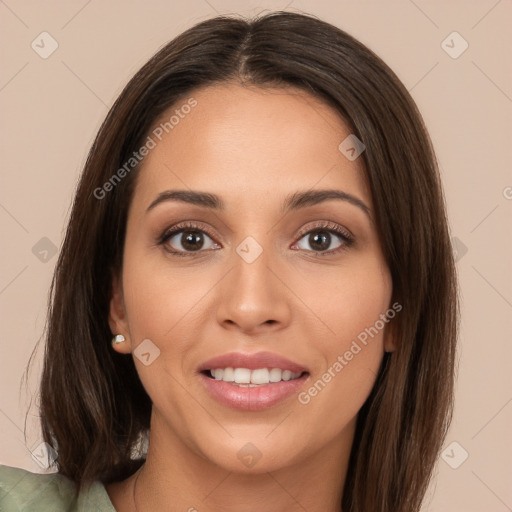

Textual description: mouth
[197,351,310,410]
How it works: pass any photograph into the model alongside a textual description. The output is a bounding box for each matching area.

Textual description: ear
[109,271,132,354]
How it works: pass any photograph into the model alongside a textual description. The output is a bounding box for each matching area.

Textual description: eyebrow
[146,189,371,217]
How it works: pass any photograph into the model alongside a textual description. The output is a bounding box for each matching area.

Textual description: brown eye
[300,231,337,252]
[159,222,220,256]
[163,229,218,253]
[296,230,345,253]
[293,221,354,256]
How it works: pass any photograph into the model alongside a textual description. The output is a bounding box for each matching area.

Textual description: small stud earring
[112,334,126,347]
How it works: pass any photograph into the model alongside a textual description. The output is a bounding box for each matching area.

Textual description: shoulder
[0,464,75,511]
[0,464,116,512]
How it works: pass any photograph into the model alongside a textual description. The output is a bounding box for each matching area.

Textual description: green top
[0,464,117,511]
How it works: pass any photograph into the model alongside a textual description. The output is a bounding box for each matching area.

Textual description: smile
[207,367,304,385]
[197,351,310,410]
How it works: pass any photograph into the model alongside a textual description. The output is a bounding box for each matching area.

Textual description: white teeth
[269,368,282,382]
[222,367,234,381]
[234,368,251,384]
[251,368,269,384]
[208,367,302,385]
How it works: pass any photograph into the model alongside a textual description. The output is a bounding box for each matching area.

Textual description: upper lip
[198,351,308,374]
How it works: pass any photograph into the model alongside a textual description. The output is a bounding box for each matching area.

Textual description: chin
[197,435,300,475]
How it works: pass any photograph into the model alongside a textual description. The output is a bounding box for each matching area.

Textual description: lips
[197,351,310,411]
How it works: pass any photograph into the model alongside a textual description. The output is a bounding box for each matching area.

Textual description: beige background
[1,0,511,510]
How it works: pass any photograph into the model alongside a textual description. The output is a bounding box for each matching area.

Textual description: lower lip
[199,372,309,411]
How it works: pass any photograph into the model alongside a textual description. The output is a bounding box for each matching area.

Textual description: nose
[215,247,292,335]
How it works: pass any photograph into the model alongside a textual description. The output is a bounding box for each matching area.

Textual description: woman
[0,10,458,512]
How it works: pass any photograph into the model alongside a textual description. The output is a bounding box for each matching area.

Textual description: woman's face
[110,83,394,473]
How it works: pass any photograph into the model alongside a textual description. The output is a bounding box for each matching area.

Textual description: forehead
[132,83,370,213]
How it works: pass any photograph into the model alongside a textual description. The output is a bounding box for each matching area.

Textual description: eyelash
[157,220,354,258]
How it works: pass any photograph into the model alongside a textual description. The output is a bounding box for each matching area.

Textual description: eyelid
[295,220,353,241]
[158,220,218,244]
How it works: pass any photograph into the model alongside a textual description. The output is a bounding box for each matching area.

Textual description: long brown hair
[27,11,458,511]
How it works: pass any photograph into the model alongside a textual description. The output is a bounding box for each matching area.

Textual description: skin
[105,83,395,512]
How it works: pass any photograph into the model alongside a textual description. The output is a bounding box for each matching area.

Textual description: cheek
[119,253,208,411]
[292,255,391,424]
[122,251,215,341]
[293,250,392,348]
[120,250,224,402]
